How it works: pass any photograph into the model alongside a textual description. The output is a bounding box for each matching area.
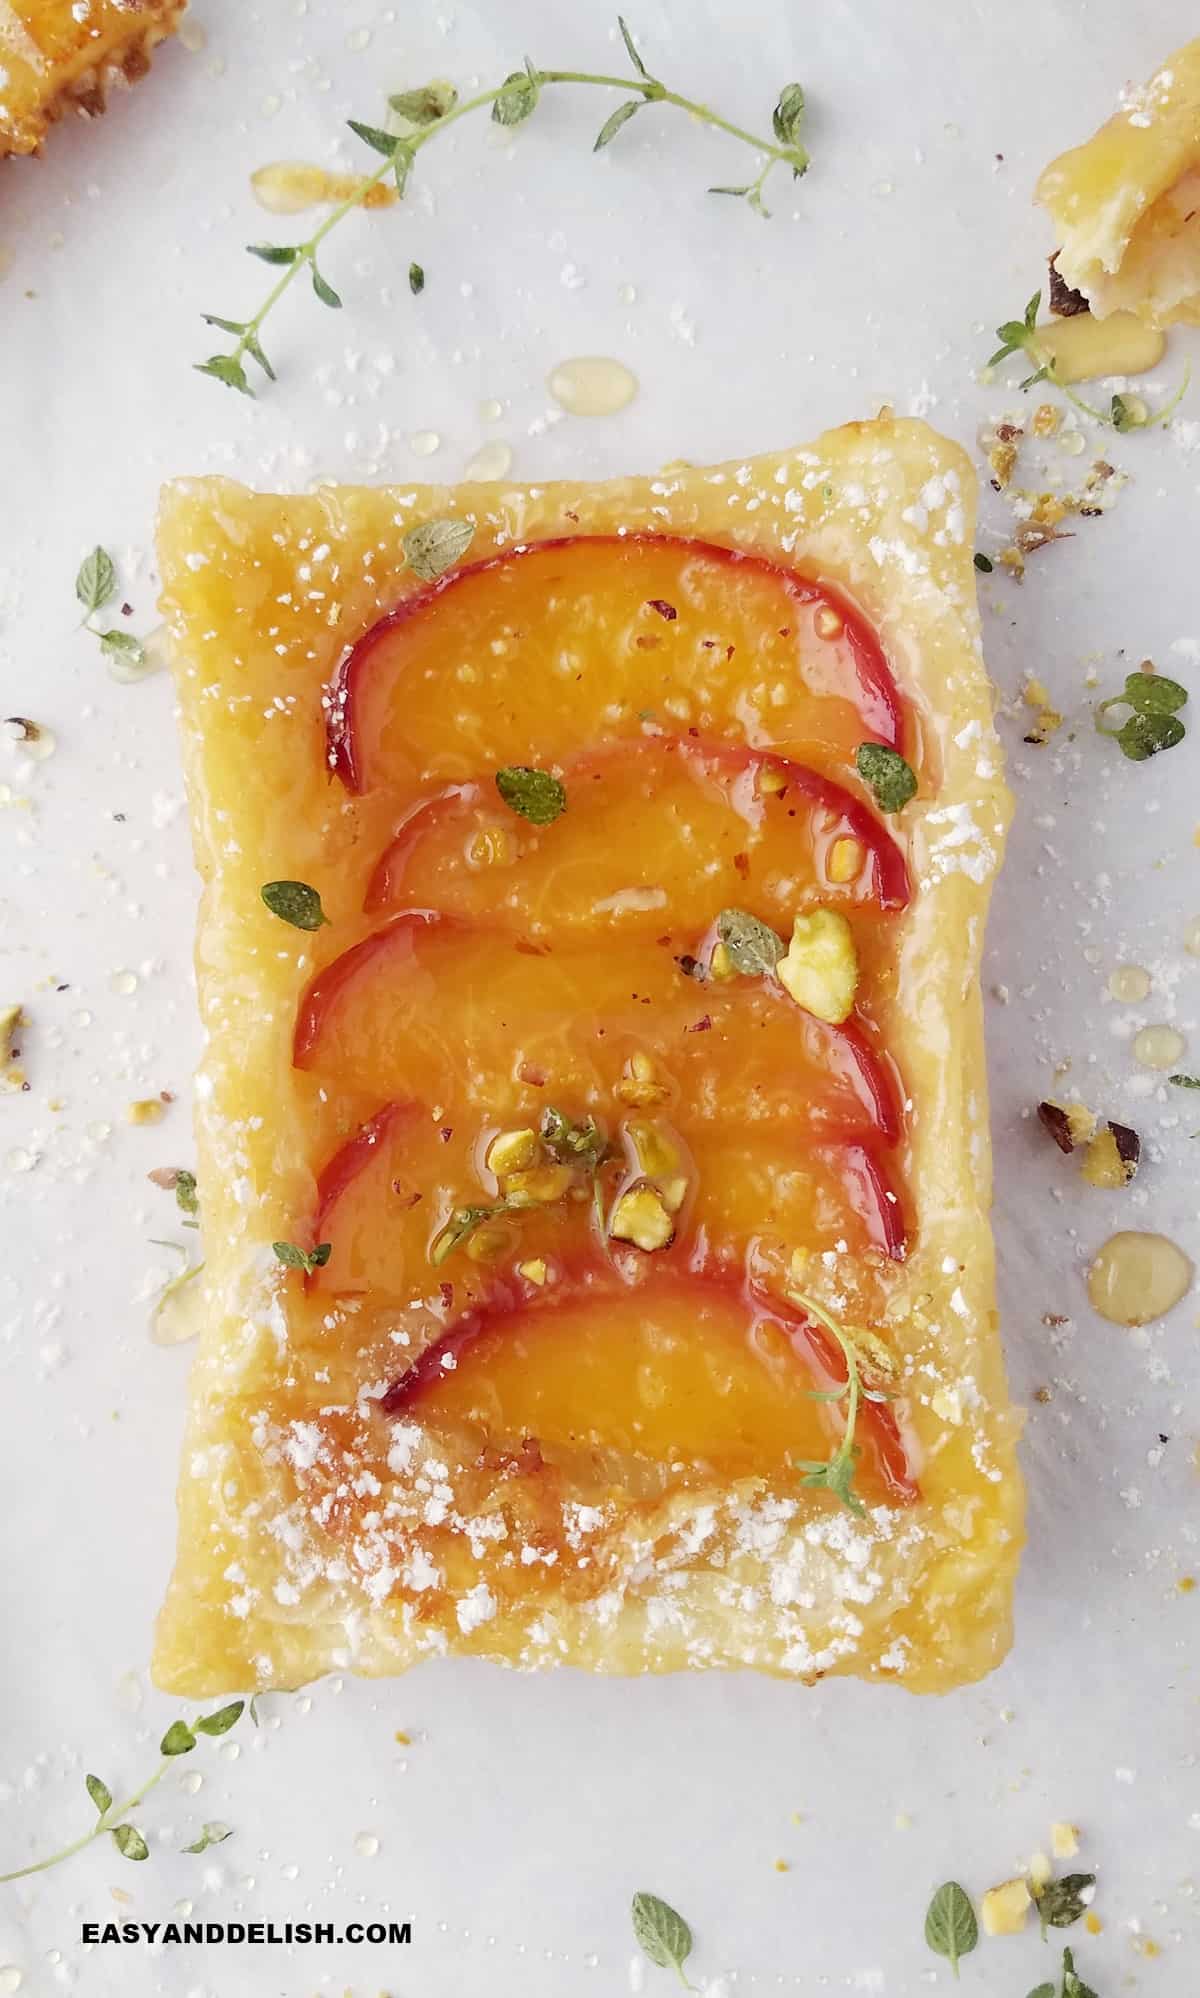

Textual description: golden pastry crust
[1037,38,1200,326]
[0,0,183,159]
[153,421,1022,1697]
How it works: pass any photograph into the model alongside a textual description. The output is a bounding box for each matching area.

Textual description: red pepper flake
[391,1181,422,1208]
[439,1126,453,1143]
[686,1015,713,1033]
[647,598,678,621]
[732,851,750,879]
[676,954,705,980]
[517,1061,546,1086]
[438,1281,454,1312]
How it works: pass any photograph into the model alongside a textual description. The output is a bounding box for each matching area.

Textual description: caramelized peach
[364,734,909,925]
[293,912,901,1139]
[328,535,905,794]
[379,1266,914,1503]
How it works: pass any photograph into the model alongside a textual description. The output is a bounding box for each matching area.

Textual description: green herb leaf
[273,1241,331,1275]
[541,1107,610,1172]
[174,1169,199,1217]
[98,630,147,668]
[85,1775,112,1817]
[1060,1946,1100,1998]
[160,1720,196,1757]
[1027,1985,1057,1998]
[75,547,116,614]
[856,741,918,812]
[974,552,993,573]
[618,16,649,78]
[492,64,540,127]
[408,261,425,295]
[389,81,458,125]
[924,1881,979,1975]
[195,1699,246,1737]
[183,1820,233,1854]
[1037,1872,1095,1933]
[260,879,330,930]
[716,907,785,977]
[111,1825,149,1862]
[247,242,300,265]
[1170,1073,1200,1088]
[772,82,805,148]
[347,117,399,156]
[242,329,276,382]
[789,1291,871,1517]
[631,1891,694,1985]
[194,354,253,396]
[495,765,567,825]
[311,267,342,310]
[201,313,247,336]
[430,1203,508,1267]
[1114,711,1186,761]
[709,182,752,199]
[594,100,641,150]
[1111,394,1136,431]
[1096,669,1188,718]
[402,516,476,581]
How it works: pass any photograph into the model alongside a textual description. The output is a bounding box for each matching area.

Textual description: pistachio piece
[485,1126,542,1176]
[776,909,859,1024]
[1080,1121,1140,1188]
[609,1178,676,1252]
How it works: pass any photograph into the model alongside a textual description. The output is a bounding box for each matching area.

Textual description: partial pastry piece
[153,421,1022,1697]
[1037,37,1200,327]
[0,0,183,159]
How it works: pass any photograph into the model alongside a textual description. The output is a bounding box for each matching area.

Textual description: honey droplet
[251,161,396,216]
[1108,963,1151,1004]
[409,430,441,457]
[354,1831,380,1857]
[463,440,514,482]
[1132,1023,1186,1070]
[110,970,138,996]
[547,355,638,418]
[1087,1231,1193,1326]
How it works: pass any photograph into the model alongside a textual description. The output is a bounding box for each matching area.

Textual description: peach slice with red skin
[292,911,902,1141]
[378,1263,916,1504]
[306,1101,906,1303]
[363,733,910,927]
[326,534,907,795]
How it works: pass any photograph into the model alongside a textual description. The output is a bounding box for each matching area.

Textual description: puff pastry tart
[1038,37,1200,326]
[0,0,182,158]
[154,420,1022,1697]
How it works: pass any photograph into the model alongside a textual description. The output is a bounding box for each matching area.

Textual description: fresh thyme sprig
[198,19,807,393]
[0,1700,245,1883]
[73,547,152,679]
[988,291,1190,431]
[789,1288,893,1517]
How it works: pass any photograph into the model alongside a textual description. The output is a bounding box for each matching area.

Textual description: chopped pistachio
[1051,1823,1081,1859]
[616,1051,671,1107]
[517,1257,548,1285]
[465,1218,517,1262]
[1080,1121,1140,1188]
[777,908,859,1024]
[127,1098,166,1126]
[501,1162,574,1207]
[485,1126,542,1176]
[708,939,737,982]
[980,1878,1032,1937]
[826,836,864,885]
[660,1175,690,1214]
[609,1179,676,1252]
[1037,1098,1096,1154]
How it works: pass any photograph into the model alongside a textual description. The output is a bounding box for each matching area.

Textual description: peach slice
[306,1103,906,1306]
[327,534,906,794]
[379,1266,916,1504]
[293,912,901,1140]
[364,734,909,926]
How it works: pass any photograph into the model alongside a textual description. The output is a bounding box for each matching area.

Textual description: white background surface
[2,2,1200,1993]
